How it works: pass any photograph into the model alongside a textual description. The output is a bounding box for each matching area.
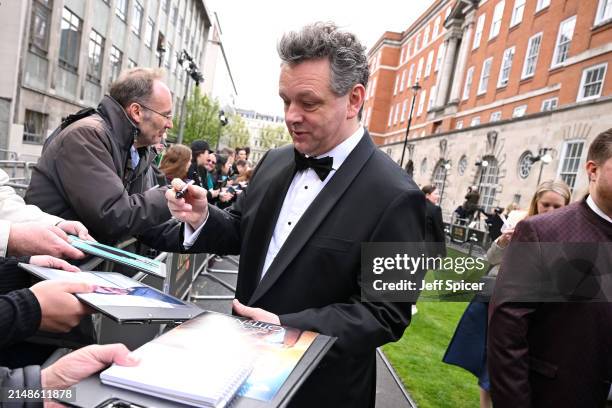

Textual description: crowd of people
[0,20,610,408]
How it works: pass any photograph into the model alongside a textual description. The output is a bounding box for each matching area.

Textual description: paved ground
[191,256,415,408]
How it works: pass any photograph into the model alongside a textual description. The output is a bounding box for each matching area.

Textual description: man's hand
[30,255,80,272]
[41,344,139,389]
[166,179,209,229]
[219,191,234,203]
[56,220,95,241]
[29,281,94,332]
[7,223,85,259]
[233,299,280,325]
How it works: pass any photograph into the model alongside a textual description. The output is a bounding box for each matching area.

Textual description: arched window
[478,156,499,213]
[432,160,447,193]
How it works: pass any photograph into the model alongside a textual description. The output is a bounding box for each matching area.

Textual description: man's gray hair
[109,67,165,108]
[278,22,369,97]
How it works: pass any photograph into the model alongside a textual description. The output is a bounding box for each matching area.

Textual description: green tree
[223,113,251,149]
[172,87,222,147]
[260,124,291,150]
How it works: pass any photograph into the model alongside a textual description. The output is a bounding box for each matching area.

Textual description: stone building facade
[366,0,612,217]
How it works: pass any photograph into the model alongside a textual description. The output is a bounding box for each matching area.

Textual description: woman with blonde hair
[159,144,192,183]
[443,179,571,408]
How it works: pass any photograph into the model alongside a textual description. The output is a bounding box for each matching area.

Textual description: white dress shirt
[183,126,365,278]
[586,195,612,224]
[260,127,364,279]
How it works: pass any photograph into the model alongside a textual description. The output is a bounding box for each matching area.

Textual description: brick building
[365,0,611,217]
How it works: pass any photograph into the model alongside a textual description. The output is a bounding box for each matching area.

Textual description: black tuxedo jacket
[189,132,425,408]
[424,200,447,258]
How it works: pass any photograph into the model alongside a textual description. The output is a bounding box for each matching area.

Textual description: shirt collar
[314,126,364,171]
[586,195,612,224]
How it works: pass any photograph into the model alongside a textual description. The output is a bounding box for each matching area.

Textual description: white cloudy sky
[206,0,434,117]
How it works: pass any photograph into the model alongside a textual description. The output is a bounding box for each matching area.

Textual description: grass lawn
[382,248,487,408]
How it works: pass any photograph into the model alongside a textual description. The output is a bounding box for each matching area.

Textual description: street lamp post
[176,50,204,145]
[215,110,229,151]
[529,148,553,185]
[475,159,489,192]
[399,82,421,169]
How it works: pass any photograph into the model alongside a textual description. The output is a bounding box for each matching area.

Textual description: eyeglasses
[138,103,173,121]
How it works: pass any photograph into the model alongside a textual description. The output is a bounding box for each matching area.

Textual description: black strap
[43,107,99,152]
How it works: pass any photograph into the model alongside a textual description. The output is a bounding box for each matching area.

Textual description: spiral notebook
[100,312,257,407]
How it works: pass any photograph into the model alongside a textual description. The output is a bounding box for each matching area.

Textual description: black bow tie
[294,150,334,181]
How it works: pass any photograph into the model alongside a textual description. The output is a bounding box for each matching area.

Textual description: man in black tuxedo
[166,22,425,408]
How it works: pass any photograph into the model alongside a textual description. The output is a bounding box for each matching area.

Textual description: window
[401,99,408,122]
[541,97,558,111]
[458,155,468,175]
[109,46,123,84]
[456,120,464,129]
[59,8,82,71]
[393,76,399,95]
[478,157,500,213]
[490,111,502,121]
[558,141,584,193]
[473,14,485,49]
[435,43,445,72]
[145,18,155,48]
[115,0,127,21]
[577,63,607,101]
[433,16,441,38]
[127,59,137,69]
[551,16,576,68]
[408,65,415,87]
[387,106,394,126]
[166,42,173,70]
[400,47,406,65]
[423,25,430,46]
[415,33,422,52]
[463,66,475,100]
[30,0,53,54]
[522,33,543,79]
[432,161,447,196]
[490,1,505,39]
[417,89,427,115]
[446,6,452,19]
[87,30,104,83]
[131,1,143,36]
[471,116,481,126]
[172,5,179,25]
[425,50,434,77]
[369,78,377,98]
[512,104,527,117]
[416,57,424,80]
[478,57,493,95]
[510,0,526,27]
[428,85,437,110]
[393,103,400,124]
[400,70,406,92]
[536,0,550,12]
[162,0,170,14]
[498,47,515,87]
[595,0,612,25]
[518,151,535,178]
[23,110,47,144]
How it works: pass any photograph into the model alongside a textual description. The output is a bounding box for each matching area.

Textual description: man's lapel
[240,159,296,299]
[248,134,376,305]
